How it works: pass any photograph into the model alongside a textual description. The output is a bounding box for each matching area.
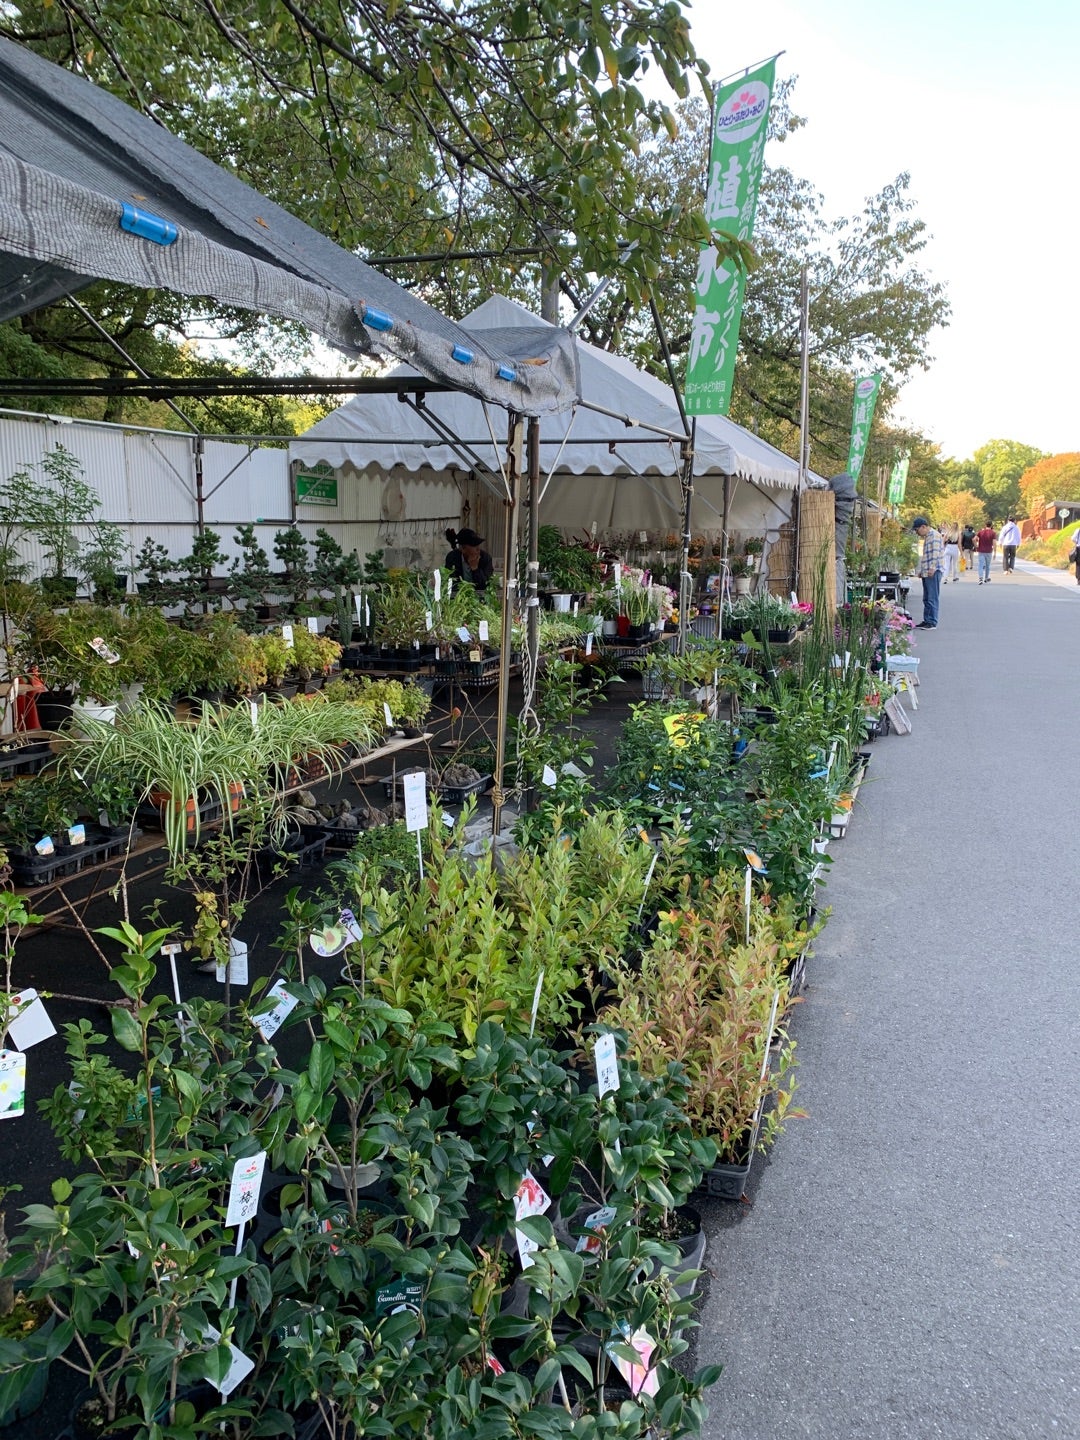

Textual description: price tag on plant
[254,979,299,1041]
[456,626,471,643]
[594,1033,619,1097]
[478,620,489,642]
[529,969,544,1037]
[89,635,121,664]
[433,569,442,603]
[281,623,295,649]
[355,593,364,622]
[225,1149,266,1227]
[403,770,429,833]
[542,764,557,788]
[383,702,394,729]
[67,823,86,846]
[613,562,622,590]
[306,616,319,634]
[513,1171,551,1270]
[585,632,593,655]
[220,937,248,985]
[425,609,433,632]
[0,1050,27,1120]
[34,835,54,857]
[7,989,57,1050]
[203,1325,256,1398]
[249,700,259,727]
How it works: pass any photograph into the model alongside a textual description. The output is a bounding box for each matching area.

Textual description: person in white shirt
[999,518,1021,573]
[942,527,961,582]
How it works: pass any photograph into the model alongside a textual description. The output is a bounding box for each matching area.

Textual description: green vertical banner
[887,450,910,505]
[847,372,882,481]
[685,58,776,416]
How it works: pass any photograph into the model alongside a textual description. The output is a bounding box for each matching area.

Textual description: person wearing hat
[911,516,944,629]
[445,527,494,593]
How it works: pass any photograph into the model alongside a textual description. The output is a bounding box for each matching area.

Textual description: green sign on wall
[296,461,338,507]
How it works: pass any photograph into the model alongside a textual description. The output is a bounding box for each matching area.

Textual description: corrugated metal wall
[0,412,482,580]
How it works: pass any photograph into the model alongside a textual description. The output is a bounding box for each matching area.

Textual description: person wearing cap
[911,516,944,629]
[445,527,494,593]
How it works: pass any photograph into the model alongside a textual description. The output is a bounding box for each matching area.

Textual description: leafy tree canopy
[971,438,1046,515]
[1018,453,1080,516]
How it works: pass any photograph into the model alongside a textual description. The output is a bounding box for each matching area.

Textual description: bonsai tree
[177,528,227,611]
[134,538,178,606]
[273,526,310,610]
[229,524,274,623]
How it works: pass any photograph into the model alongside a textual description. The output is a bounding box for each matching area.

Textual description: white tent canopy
[293,295,816,556]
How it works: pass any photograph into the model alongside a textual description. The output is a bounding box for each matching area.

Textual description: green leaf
[110,1006,142,1053]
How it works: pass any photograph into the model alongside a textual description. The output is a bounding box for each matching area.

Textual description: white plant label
[340,907,364,945]
[203,1325,256,1398]
[594,1033,619,1097]
[225,1150,266,1226]
[354,593,364,622]
[456,626,471,643]
[254,979,299,1041]
[542,765,557,788]
[513,1171,551,1270]
[7,989,56,1050]
[573,601,579,616]
[364,597,370,627]
[576,1205,617,1255]
[306,616,319,634]
[478,620,489,642]
[529,969,544,1038]
[585,632,593,656]
[433,569,442,603]
[89,636,121,664]
[441,810,455,828]
[744,866,753,944]
[425,610,433,632]
[613,563,622,590]
[402,770,429,833]
[249,700,259,727]
[0,1050,27,1120]
[383,702,394,729]
[215,937,248,986]
[281,624,295,649]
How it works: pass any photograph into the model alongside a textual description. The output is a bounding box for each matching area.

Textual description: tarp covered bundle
[0,39,579,416]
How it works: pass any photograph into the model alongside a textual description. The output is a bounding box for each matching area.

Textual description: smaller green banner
[847,373,883,482]
[296,461,338,507]
[887,451,910,505]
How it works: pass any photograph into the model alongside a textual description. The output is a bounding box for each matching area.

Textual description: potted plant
[24,445,100,601]
[743,535,766,570]
[134,537,178,605]
[79,520,130,601]
[177,528,228,611]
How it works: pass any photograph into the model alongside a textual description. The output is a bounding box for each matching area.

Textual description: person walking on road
[999,517,1021,573]
[961,524,976,573]
[976,521,997,584]
[942,527,961,582]
[912,516,944,628]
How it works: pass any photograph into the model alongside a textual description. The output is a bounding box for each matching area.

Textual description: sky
[687,0,1080,461]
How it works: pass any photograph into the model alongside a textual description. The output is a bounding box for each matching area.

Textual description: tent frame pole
[491,413,524,838]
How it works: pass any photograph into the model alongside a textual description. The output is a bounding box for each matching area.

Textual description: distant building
[1040,501,1080,532]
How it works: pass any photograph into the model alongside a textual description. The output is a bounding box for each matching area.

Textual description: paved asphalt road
[697,560,1080,1440]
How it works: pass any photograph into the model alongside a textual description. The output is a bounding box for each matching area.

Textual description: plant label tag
[89,635,121,664]
[487,1354,506,1376]
[309,923,349,958]
[529,969,544,1037]
[403,771,429,833]
[229,938,248,985]
[281,624,295,649]
[457,626,471,643]
[542,764,557,787]
[340,907,364,944]
[354,593,364,621]
[575,1205,617,1254]
[606,1322,660,1397]
[306,616,319,634]
[34,835,54,856]
[478,620,489,642]
[161,943,182,955]
[513,1170,551,1269]
[0,1050,27,1120]
[225,1150,266,1227]
[613,562,622,590]
[254,979,299,1041]
[585,632,593,655]
[573,601,579,616]
[594,1033,619,1097]
[433,569,442,603]
[743,848,766,874]
[203,1325,256,1398]
[383,702,394,729]
[375,1279,425,1317]
[425,609,433,632]
[364,597,371,627]
[791,591,799,605]
[469,648,481,663]
[67,823,86,846]
[7,989,57,1050]
[441,811,455,828]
